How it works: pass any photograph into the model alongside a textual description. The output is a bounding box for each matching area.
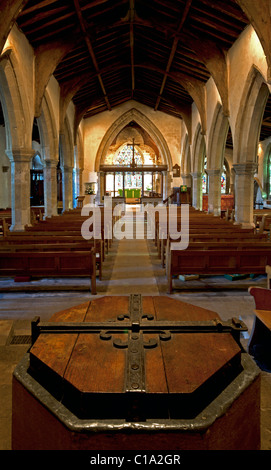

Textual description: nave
[0,206,271,450]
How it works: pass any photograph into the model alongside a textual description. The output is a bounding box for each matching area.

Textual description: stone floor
[0,207,270,450]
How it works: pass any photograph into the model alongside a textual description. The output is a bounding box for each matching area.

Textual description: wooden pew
[161,231,269,268]
[258,214,271,234]
[0,240,103,281]
[247,286,271,370]
[167,246,271,294]
[0,249,97,294]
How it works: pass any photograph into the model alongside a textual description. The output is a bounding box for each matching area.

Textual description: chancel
[0,0,271,452]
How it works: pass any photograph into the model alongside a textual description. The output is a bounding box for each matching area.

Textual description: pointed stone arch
[207,102,230,170]
[94,108,173,171]
[233,66,270,227]
[59,116,74,211]
[234,66,269,164]
[191,123,206,210]
[0,48,34,230]
[191,122,206,173]
[37,91,59,217]
[0,48,32,152]
[181,133,190,175]
[38,90,59,164]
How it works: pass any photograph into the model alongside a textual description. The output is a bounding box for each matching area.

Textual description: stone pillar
[181,173,191,188]
[191,172,203,210]
[44,159,58,218]
[6,149,34,231]
[96,171,105,205]
[61,165,73,212]
[233,162,258,228]
[75,168,83,197]
[162,171,168,200]
[206,169,221,216]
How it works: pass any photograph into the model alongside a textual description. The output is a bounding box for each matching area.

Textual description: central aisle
[106,205,159,295]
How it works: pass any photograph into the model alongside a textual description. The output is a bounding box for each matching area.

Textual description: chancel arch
[95,108,173,203]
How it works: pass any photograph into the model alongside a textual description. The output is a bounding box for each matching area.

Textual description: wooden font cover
[29,295,243,422]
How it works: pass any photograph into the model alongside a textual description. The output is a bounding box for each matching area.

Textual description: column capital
[6,148,35,163]
[190,171,203,178]
[233,162,258,175]
[44,159,59,168]
[61,165,74,173]
[205,168,221,176]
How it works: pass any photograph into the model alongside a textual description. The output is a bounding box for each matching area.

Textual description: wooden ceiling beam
[73,0,111,111]
[130,0,135,97]
[19,0,59,16]
[17,6,71,28]
[20,11,75,35]
[198,0,248,22]
[0,0,28,55]
[154,0,193,111]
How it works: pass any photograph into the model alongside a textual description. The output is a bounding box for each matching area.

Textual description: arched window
[113,144,143,166]
[221,163,227,194]
[202,156,208,194]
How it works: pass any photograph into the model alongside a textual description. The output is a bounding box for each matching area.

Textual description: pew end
[248,286,271,370]
[266,265,271,289]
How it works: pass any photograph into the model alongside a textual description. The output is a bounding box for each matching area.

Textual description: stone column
[44,159,58,218]
[61,165,73,212]
[206,168,221,216]
[180,173,191,188]
[6,149,35,231]
[162,170,168,200]
[233,162,258,228]
[191,172,203,210]
[75,168,83,197]
[96,171,105,205]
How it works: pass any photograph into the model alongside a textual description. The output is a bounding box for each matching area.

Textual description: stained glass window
[221,164,227,194]
[202,156,208,194]
[113,144,143,166]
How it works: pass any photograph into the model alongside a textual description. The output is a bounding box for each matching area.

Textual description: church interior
[0,0,271,451]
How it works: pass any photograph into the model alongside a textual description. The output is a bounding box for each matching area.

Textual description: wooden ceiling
[16,1,248,116]
[12,0,270,142]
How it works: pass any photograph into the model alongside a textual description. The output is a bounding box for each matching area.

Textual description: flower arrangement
[85,183,95,195]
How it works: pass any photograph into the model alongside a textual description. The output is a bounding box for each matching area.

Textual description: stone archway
[206,102,230,215]
[0,48,34,230]
[191,123,206,210]
[59,116,74,211]
[233,66,270,227]
[95,108,173,171]
[38,91,59,217]
[95,108,173,201]
[180,133,192,189]
[74,127,84,205]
